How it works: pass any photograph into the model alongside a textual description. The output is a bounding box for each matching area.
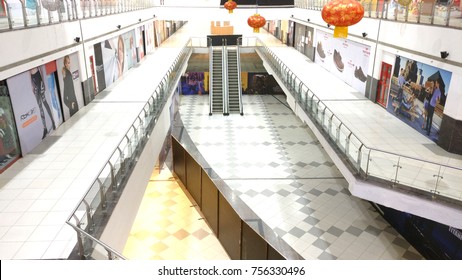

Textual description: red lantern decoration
[224,0,237,14]
[321,0,364,38]
[247,13,266,33]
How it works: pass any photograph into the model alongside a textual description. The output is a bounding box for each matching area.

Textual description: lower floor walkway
[123,93,423,260]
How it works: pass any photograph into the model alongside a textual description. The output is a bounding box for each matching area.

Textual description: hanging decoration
[224,0,237,14]
[248,13,266,33]
[398,0,412,6]
[321,0,364,38]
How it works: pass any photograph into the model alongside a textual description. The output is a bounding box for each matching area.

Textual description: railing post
[96,178,107,210]
[20,0,28,27]
[345,131,352,156]
[430,1,436,25]
[392,157,402,186]
[72,214,85,259]
[35,3,41,25]
[432,165,443,198]
[328,113,334,137]
[4,0,13,29]
[82,200,94,232]
[336,123,342,145]
[58,1,63,22]
[108,161,116,190]
[357,143,364,172]
[365,149,372,179]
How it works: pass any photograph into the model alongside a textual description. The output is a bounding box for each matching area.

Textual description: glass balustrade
[66,39,192,259]
[255,37,462,206]
[294,0,462,28]
[0,0,155,30]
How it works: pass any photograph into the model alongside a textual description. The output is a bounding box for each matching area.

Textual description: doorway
[376,62,392,108]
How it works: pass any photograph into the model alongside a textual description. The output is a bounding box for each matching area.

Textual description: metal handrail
[294,0,462,29]
[66,37,192,260]
[254,37,462,202]
[66,222,126,260]
[222,38,228,115]
[0,0,155,31]
[208,37,213,115]
[237,37,244,115]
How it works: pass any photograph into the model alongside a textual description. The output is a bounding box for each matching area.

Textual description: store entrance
[376,62,392,108]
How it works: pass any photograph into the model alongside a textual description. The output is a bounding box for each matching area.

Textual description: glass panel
[448,3,462,28]
[384,1,397,20]
[73,204,87,226]
[330,115,341,141]
[437,165,462,200]
[395,156,435,192]
[321,106,332,131]
[366,149,400,183]
[337,124,350,153]
[347,133,363,167]
[6,0,25,28]
[396,4,409,21]
[419,0,435,24]
[407,1,420,23]
[359,146,371,173]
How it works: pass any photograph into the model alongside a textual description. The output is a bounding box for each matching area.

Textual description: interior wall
[291,8,462,120]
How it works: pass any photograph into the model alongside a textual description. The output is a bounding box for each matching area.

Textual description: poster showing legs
[7,65,58,155]
[56,53,85,121]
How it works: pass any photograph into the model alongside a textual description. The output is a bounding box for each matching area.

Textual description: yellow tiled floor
[122,164,230,260]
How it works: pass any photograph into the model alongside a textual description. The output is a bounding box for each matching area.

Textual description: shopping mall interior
[0,0,461,260]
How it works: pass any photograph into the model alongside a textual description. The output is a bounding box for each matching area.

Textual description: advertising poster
[44,61,63,127]
[181,72,205,95]
[153,20,160,47]
[7,65,58,154]
[56,53,85,121]
[145,22,155,53]
[377,203,462,259]
[294,23,314,59]
[387,55,452,142]
[244,73,283,95]
[93,43,106,92]
[96,31,137,89]
[315,30,370,94]
[0,83,21,171]
[136,26,145,61]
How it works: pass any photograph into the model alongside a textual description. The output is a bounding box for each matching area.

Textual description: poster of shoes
[56,52,85,121]
[315,30,370,95]
[6,65,60,155]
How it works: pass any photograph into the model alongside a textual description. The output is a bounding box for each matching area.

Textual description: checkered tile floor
[123,167,229,260]
[177,93,423,260]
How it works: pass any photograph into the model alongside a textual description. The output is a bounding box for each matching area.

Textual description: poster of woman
[97,31,136,89]
[388,55,452,142]
[56,53,85,121]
